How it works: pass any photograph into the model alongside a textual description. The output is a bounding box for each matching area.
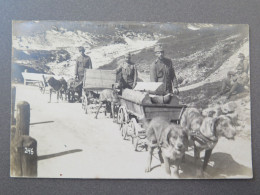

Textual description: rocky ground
[179,41,250,140]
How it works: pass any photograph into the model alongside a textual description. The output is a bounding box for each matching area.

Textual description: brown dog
[95,85,119,121]
[181,108,236,177]
[145,117,188,177]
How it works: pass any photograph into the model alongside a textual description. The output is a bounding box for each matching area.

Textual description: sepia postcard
[11,21,252,179]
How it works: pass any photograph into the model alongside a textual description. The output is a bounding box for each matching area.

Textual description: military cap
[78,46,85,52]
[154,45,164,52]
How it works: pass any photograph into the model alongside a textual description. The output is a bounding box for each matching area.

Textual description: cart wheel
[118,106,128,134]
[129,118,138,150]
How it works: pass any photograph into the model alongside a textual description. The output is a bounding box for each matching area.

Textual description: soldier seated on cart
[150,45,179,95]
[116,52,138,92]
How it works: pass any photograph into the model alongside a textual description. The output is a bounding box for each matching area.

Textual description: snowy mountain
[12,26,161,79]
[12,23,248,85]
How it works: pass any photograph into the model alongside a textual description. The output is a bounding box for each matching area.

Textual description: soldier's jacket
[150,57,178,93]
[116,61,137,88]
[235,72,249,86]
[75,55,92,80]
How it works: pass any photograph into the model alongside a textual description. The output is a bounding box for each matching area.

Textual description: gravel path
[13,84,252,179]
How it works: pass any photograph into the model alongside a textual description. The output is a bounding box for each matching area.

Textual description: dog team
[145,103,236,178]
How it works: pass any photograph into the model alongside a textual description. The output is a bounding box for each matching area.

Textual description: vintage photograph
[11,21,252,179]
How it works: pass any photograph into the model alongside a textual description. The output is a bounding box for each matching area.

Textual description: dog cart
[81,69,117,114]
[117,82,186,151]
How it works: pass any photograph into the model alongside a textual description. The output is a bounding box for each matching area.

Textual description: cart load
[83,69,117,90]
[118,83,186,151]
[133,82,166,95]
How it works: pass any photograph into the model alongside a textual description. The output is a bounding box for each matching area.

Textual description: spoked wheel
[118,107,124,126]
[117,106,127,133]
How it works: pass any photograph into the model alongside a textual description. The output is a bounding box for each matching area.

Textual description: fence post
[11,86,16,125]
[10,126,22,176]
[16,101,30,136]
[10,134,38,177]
[20,136,38,177]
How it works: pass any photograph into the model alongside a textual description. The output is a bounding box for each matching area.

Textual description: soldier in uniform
[75,46,92,81]
[116,52,138,90]
[150,45,179,94]
[220,64,249,99]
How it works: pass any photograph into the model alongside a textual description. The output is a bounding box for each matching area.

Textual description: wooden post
[11,101,38,177]
[16,101,30,136]
[10,133,38,177]
[10,126,22,176]
[11,86,16,125]
[20,136,37,177]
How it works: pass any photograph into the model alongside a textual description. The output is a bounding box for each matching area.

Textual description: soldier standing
[75,46,92,81]
[150,45,179,94]
[116,52,138,90]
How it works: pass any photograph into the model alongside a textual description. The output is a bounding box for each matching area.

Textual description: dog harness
[190,130,218,149]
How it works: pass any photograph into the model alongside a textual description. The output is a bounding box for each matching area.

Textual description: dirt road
[13,84,252,179]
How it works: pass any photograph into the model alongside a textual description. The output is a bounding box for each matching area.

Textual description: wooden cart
[81,69,117,114]
[117,87,186,151]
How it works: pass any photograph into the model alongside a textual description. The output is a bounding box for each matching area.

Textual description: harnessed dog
[145,117,188,177]
[47,77,67,103]
[94,84,119,122]
[181,108,236,177]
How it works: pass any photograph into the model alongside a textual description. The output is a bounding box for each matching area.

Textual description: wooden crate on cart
[117,85,186,152]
